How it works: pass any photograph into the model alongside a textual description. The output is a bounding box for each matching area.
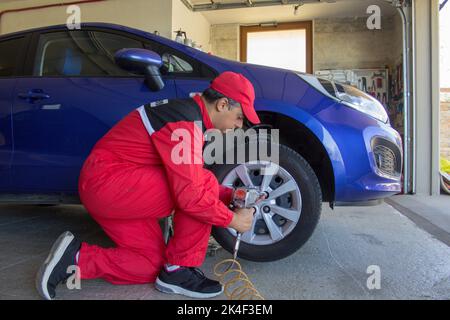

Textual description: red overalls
[76,95,234,285]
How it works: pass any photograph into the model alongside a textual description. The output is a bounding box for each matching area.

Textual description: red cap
[210,71,260,124]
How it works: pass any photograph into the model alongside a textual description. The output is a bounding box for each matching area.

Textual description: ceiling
[184,0,399,25]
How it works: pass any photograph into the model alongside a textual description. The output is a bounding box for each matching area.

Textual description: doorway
[240,21,313,74]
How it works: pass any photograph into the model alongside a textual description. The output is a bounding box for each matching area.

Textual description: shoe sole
[155,278,223,299]
[36,231,75,300]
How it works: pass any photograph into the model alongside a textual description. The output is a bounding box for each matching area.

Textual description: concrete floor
[387,195,450,246]
[0,199,449,300]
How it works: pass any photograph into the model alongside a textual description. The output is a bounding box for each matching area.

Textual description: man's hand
[228,207,255,233]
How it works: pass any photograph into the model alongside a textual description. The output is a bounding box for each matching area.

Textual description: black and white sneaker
[36,231,81,300]
[155,267,223,299]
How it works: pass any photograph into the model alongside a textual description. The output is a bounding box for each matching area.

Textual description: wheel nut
[263,206,271,213]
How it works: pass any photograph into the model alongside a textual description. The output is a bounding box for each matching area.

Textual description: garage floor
[0,199,449,300]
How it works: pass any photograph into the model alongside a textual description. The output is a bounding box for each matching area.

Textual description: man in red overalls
[36,71,260,299]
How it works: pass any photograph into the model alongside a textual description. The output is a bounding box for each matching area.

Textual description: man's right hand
[228,207,255,233]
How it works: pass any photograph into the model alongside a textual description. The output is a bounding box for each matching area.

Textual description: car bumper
[324,109,403,203]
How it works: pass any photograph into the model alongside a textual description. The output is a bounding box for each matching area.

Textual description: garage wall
[314,16,402,71]
[211,23,239,60]
[0,0,211,51]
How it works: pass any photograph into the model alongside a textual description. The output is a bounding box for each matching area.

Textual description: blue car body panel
[10,77,177,192]
[0,23,402,202]
[0,78,15,191]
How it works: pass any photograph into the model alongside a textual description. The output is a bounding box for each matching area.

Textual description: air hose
[214,258,264,300]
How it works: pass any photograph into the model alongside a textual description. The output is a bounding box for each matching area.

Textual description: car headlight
[296,73,389,124]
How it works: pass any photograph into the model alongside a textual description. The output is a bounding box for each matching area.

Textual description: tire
[441,175,450,195]
[210,143,322,262]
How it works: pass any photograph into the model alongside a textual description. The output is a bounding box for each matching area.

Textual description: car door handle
[18,91,51,101]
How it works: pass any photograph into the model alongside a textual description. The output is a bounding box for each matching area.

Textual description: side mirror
[114,48,165,92]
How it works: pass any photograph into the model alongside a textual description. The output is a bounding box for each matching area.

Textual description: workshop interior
[0,0,449,303]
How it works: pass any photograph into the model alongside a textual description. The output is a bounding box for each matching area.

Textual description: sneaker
[155,266,223,299]
[36,231,81,300]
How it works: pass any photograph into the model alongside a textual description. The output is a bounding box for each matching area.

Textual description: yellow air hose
[214,258,264,300]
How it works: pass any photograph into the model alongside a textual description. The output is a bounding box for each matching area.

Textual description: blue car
[0,23,402,261]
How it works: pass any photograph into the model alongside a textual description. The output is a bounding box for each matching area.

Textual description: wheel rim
[222,161,302,246]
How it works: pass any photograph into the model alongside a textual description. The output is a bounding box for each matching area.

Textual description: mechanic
[36,71,261,300]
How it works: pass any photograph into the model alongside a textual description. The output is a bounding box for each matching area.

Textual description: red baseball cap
[210,71,260,124]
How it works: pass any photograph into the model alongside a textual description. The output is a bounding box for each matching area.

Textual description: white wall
[171,0,211,52]
[0,0,210,51]
[0,0,173,37]
[440,4,450,89]
[414,0,441,195]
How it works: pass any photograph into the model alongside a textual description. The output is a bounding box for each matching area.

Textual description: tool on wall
[213,187,267,300]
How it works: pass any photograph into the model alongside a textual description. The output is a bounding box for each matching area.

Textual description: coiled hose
[214,259,264,300]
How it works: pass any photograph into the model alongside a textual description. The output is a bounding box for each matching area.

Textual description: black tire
[441,175,450,195]
[210,144,322,262]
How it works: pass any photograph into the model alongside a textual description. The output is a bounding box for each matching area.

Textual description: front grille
[371,137,402,178]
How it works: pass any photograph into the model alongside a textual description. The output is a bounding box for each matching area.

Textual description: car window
[0,37,25,77]
[33,31,144,76]
[143,42,215,79]
[162,53,193,73]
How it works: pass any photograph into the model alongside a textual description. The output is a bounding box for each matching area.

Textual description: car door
[10,28,176,194]
[0,35,29,192]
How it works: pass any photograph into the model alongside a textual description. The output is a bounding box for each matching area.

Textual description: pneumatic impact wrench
[230,187,268,260]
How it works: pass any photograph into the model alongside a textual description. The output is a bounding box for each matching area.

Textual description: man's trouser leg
[77,159,173,284]
[78,209,213,284]
[165,210,212,267]
[77,217,167,284]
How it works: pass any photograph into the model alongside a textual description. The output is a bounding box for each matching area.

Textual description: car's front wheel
[210,144,322,262]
